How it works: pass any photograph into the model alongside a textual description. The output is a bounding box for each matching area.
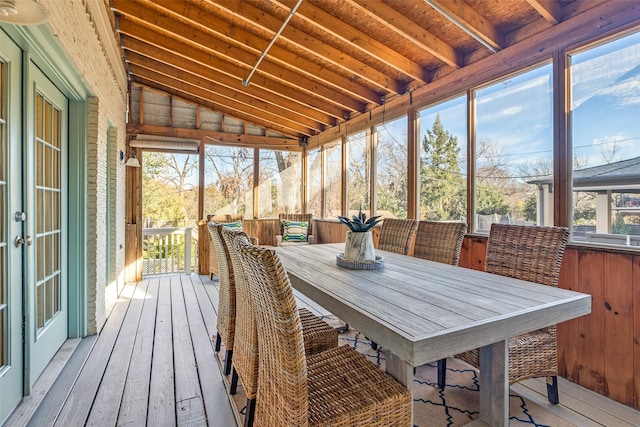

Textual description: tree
[142,152,199,226]
[376,121,408,218]
[205,146,253,215]
[420,114,465,220]
[475,183,509,215]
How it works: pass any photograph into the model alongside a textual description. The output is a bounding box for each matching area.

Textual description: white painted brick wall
[41,0,128,334]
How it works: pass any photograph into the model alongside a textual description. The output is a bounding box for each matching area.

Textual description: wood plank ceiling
[108,0,592,146]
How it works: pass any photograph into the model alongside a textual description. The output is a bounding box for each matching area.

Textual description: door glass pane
[0,62,6,368]
[35,91,62,333]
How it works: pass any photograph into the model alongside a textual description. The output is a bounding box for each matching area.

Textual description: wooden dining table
[275,242,591,427]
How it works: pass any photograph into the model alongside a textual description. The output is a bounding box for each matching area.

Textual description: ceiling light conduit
[241,0,303,87]
[423,0,498,53]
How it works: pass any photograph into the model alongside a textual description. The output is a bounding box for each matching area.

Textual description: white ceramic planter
[344,231,376,261]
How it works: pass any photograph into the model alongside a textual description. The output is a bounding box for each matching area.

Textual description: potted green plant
[338,209,382,261]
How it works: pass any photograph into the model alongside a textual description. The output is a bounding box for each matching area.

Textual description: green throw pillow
[282,220,308,242]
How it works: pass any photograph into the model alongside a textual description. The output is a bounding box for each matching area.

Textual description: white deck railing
[142,227,199,275]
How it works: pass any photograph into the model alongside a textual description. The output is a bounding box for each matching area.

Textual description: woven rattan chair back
[207,214,244,279]
[210,224,236,374]
[221,228,259,400]
[378,218,418,255]
[413,221,467,265]
[485,223,569,287]
[210,225,235,349]
[237,242,309,426]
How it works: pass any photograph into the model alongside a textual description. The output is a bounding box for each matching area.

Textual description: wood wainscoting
[460,236,640,412]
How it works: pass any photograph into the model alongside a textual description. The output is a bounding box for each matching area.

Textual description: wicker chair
[377,218,418,255]
[207,214,258,279]
[437,223,569,404]
[413,221,467,265]
[209,224,236,376]
[221,228,338,427]
[275,213,315,246]
[236,240,412,427]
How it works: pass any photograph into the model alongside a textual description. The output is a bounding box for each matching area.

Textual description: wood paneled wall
[461,236,640,410]
[556,247,640,409]
[201,218,640,410]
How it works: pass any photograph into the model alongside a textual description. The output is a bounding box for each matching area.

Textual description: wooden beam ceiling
[107,0,636,145]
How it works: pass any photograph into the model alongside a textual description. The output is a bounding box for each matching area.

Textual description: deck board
[172,276,208,426]
[117,278,159,426]
[8,273,639,427]
[183,275,236,425]
[54,286,133,426]
[86,281,148,426]
[148,276,177,427]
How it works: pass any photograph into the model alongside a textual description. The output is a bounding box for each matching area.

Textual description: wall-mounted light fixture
[125,151,141,168]
[0,0,49,25]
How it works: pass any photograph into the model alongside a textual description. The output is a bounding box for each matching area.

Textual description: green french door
[26,63,69,384]
[0,29,69,423]
[0,30,24,425]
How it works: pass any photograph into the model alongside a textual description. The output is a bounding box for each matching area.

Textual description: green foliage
[419,115,466,220]
[143,152,198,226]
[523,194,538,222]
[338,208,382,232]
[475,183,509,215]
[612,216,631,235]
[573,204,596,225]
[377,188,407,219]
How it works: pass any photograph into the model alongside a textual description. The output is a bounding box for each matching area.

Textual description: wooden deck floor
[4,274,640,427]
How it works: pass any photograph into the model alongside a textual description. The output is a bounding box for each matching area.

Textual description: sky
[418,29,640,177]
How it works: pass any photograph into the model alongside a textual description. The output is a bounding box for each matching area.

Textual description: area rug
[333,320,575,427]
[225,317,575,427]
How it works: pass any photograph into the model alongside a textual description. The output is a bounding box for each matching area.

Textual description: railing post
[185,227,192,274]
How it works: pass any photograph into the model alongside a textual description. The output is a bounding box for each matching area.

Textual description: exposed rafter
[527,0,563,25]
[348,0,464,68]
[208,0,405,94]
[107,0,624,143]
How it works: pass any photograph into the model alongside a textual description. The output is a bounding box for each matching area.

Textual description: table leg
[479,340,509,427]
[384,349,413,392]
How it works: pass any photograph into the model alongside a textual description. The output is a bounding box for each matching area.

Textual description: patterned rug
[224,317,575,427]
[335,322,575,427]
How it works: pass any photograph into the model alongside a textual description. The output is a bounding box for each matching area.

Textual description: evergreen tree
[420,115,466,220]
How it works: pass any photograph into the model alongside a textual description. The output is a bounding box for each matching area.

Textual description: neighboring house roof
[528,156,640,191]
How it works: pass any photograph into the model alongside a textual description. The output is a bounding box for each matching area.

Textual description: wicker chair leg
[244,398,256,427]
[214,333,221,352]
[547,376,559,404]
[209,272,214,280]
[437,358,447,389]
[223,349,233,375]
[230,367,239,395]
